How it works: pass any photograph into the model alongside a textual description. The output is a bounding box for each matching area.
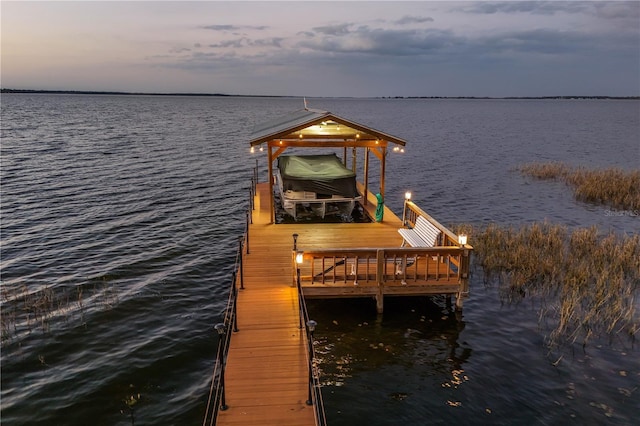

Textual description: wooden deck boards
[216,195,314,425]
[216,183,461,425]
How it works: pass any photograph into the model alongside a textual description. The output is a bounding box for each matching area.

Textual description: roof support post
[268,144,274,224]
[363,148,369,206]
[351,146,357,173]
[380,146,386,210]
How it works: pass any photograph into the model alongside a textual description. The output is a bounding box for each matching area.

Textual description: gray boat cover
[277,154,358,198]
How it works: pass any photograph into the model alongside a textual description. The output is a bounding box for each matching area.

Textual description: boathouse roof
[249,107,406,147]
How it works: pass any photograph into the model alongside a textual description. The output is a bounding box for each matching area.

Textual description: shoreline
[2,88,638,100]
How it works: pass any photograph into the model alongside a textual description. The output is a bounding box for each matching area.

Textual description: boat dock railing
[202,236,243,426]
[296,246,470,288]
[246,162,258,251]
[295,264,327,426]
[403,200,462,247]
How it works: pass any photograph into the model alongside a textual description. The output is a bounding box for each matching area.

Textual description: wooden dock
[207,105,472,425]
[212,182,471,425]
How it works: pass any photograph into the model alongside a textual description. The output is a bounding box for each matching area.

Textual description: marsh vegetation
[454,222,639,348]
[1,280,118,345]
[517,161,640,211]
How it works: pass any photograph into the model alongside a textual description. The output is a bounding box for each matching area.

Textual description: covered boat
[276,154,360,219]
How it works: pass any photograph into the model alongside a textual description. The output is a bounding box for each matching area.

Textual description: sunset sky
[2,1,639,97]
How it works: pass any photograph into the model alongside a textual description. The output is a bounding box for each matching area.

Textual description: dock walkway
[215,183,315,425]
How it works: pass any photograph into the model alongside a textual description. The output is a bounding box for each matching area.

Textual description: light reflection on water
[310,287,638,425]
[1,94,638,425]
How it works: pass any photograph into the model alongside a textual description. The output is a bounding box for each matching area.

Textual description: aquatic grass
[452,222,640,348]
[1,280,119,345]
[517,162,640,210]
[517,161,571,180]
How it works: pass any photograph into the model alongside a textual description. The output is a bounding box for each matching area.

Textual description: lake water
[1,94,638,425]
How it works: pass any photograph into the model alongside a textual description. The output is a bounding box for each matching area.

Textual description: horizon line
[2,88,639,100]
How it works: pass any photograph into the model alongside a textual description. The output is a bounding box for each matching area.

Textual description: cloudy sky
[2,1,639,97]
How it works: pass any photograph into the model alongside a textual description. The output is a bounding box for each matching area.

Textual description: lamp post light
[295,251,305,329]
[214,323,228,411]
[292,233,299,288]
[239,236,245,290]
[402,191,412,226]
[306,320,317,406]
[458,234,468,247]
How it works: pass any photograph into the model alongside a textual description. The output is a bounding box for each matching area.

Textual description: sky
[2,1,639,97]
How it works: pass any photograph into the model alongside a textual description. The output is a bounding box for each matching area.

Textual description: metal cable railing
[202,236,243,426]
[203,170,257,425]
[294,234,327,426]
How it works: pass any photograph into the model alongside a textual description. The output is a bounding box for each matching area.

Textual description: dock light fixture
[259,146,264,152]
[458,234,468,246]
[215,322,226,335]
[307,319,316,333]
[293,234,302,287]
[250,146,255,154]
[402,191,412,225]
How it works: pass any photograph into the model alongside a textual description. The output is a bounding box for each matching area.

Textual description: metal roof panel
[249,108,406,146]
[250,108,330,144]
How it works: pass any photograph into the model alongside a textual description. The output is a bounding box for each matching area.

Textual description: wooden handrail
[404,201,473,249]
[298,246,470,285]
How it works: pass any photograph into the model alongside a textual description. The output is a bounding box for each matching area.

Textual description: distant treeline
[386,95,640,100]
[0,88,235,97]
[2,88,638,100]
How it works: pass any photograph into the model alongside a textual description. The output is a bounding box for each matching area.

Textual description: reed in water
[1,280,118,345]
[517,162,640,211]
[453,222,640,348]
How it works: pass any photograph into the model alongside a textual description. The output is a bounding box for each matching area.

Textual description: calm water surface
[1,94,638,425]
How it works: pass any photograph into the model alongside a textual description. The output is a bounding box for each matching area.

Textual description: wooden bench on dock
[398,215,441,247]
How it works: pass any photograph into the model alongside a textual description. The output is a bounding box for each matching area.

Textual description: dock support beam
[375,289,384,314]
[455,246,471,312]
[455,293,464,311]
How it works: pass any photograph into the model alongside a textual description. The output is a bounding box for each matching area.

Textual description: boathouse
[204,107,472,426]
[249,107,407,223]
